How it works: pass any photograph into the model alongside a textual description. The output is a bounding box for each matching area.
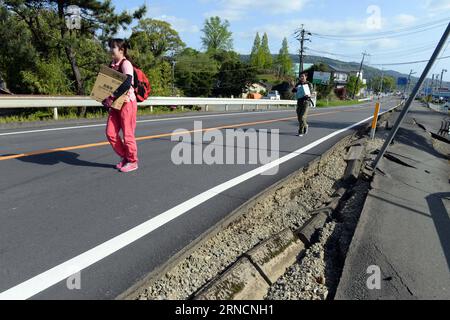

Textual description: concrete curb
[194,257,270,300]
[245,229,305,285]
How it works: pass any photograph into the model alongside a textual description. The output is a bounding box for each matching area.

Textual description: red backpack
[113,59,151,102]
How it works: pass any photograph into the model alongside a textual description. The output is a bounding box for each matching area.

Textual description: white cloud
[203,0,310,21]
[425,0,450,12]
[156,15,200,33]
[394,14,416,27]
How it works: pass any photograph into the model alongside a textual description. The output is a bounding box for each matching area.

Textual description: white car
[265,90,281,100]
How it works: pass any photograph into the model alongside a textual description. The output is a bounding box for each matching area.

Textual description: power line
[312,18,449,40]
[369,55,450,66]
[313,22,448,42]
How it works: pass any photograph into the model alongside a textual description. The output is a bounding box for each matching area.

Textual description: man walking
[292,72,314,137]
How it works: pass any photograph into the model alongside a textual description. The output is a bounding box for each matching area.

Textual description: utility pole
[371,22,450,171]
[171,60,176,96]
[430,74,435,94]
[294,25,311,77]
[352,51,370,99]
[379,67,384,95]
[435,73,441,91]
[405,69,416,97]
[440,68,448,89]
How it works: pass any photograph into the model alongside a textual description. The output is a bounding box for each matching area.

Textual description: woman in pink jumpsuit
[102,39,139,173]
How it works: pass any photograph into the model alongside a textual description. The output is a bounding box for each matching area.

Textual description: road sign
[313,71,331,85]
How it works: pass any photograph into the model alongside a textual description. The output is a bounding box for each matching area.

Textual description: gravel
[133,137,352,300]
[265,180,371,300]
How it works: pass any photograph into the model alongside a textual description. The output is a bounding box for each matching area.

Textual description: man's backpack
[114,59,151,102]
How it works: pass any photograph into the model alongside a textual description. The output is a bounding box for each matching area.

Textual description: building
[327,64,367,97]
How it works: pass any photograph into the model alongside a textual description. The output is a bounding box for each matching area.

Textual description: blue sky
[113,0,450,81]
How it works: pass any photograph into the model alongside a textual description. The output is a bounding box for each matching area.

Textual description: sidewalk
[335,102,450,300]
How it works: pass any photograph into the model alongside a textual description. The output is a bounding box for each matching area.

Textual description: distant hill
[240,54,447,88]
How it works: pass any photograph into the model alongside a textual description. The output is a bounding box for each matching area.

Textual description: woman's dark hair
[108,38,134,64]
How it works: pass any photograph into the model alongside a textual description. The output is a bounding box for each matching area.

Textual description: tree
[201,16,233,53]
[213,59,257,97]
[175,48,219,97]
[3,0,145,115]
[276,37,293,77]
[346,75,366,98]
[0,6,39,94]
[369,75,396,93]
[131,19,185,60]
[250,32,263,69]
[260,33,272,70]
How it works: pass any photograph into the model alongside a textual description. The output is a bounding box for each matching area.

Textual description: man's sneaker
[120,162,138,173]
[115,158,127,170]
[297,133,304,137]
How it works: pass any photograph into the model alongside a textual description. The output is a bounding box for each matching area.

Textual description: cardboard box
[90,65,128,110]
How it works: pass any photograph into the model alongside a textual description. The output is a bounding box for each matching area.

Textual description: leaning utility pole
[371,22,450,171]
[352,51,370,99]
[294,25,311,76]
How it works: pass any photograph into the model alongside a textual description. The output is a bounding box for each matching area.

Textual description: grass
[316,99,364,108]
[0,106,195,124]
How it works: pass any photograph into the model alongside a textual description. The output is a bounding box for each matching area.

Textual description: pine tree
[276,37,292,76]
[260,33,272,70]
[249,32,261,68]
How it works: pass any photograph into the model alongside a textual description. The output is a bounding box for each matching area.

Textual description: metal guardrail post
[53,107,58,120]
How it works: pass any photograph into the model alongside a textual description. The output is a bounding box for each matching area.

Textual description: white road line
[0,110,292,136]
[0,103,400,300]
[0,101,380,137]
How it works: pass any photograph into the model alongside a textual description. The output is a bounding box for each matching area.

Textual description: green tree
[260,33,272,70]
[175,48,219,97]
[276,37,293,77]
[346,75,366,98]
[131,19,185,60]
[3,0,145,115]
[0,6,38,94]
[213,57,257,97]
[201,16,233,53]
[250,33,263,70]
[369,75,396,93]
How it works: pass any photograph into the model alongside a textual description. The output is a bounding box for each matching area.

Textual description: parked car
[265,90,281,100]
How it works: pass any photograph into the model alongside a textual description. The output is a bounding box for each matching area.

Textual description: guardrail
[428,102,449,114]
[0,96,298,120]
